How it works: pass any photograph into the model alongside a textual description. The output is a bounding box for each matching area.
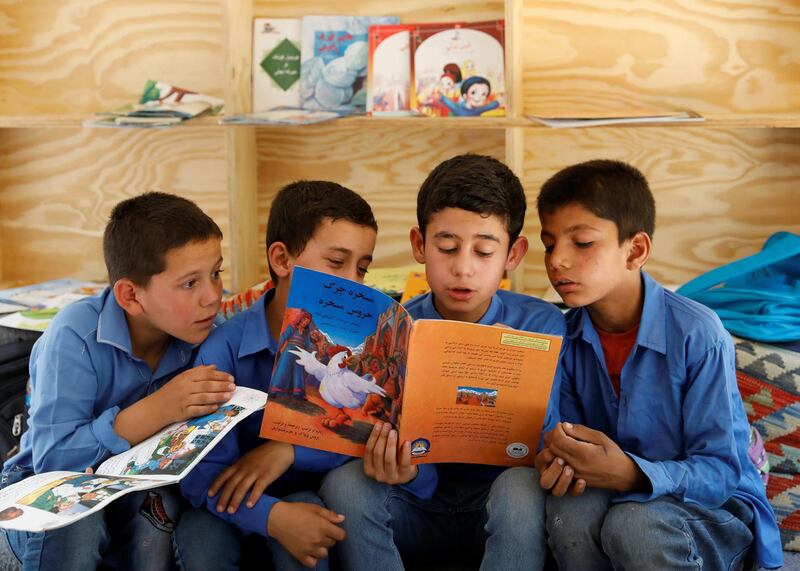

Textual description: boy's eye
[575,241,594,249]
[357,266,369,277]
[212,269,224,280]
[438,247,457,254]
[543,245,554,254]
[182,280,197,290]
[475,250,493,258]
[327,258,344,267]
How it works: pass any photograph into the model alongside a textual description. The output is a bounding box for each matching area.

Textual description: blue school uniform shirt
[404,290,566,482]
[3,288,195,475]
[179,289,437,538]
[559,271,783,569]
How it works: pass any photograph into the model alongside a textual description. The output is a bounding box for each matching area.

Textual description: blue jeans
[173,491,330,571]
[319,460,548,571]
[546,487,755,570]
[4,483,183,571]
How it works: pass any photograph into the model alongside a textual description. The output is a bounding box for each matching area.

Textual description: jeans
[546,487,755,570]
[4,482,183,571]
[319,460,548,571]
[173,491,330,571]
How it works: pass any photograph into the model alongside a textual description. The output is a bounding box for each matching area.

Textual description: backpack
[677,232,800,343]
[0,334,36,460]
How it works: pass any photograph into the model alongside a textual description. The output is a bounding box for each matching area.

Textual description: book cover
[0,387,266,532]
[300,15,399,112]
[260,267,561,466]
[367,24,414,116]
[410,20,506,117]
[252,18,302,111]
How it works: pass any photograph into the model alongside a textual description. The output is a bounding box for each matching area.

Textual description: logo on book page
[506,442,529,459]
[410,438,430,457]
[261,38,301,91]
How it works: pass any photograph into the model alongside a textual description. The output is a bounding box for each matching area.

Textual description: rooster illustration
[288,345,387,428]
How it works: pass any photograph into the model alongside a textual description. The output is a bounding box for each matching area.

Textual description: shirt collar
[238,288,278,358]
[419,292,502,325]
[567,271,667,355]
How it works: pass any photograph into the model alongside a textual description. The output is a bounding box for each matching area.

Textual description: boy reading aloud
[320,154,566,570]
[176,181,437,570]
[535,160,782,570]
[1,192,233,571]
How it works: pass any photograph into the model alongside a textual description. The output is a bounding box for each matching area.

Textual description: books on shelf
[260,267,561,466]
[86,81,224,128]
[410,20,506,117]
[527,111,704,128]
[253,18,302,111]
[300,15,399,113]
[220,107,352,126]
[0,279,105,331]
[0,388,267,532]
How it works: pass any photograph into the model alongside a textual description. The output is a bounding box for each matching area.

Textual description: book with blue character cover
[300,15,399,112]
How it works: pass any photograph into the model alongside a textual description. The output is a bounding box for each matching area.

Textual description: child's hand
[157,365,235,424]
[547,422,648,492]
[267,502,346,568]
[534,445,586,497]
[363,421,418,485]
[209,441,294,513]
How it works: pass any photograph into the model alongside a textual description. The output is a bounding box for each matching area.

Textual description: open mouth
[196,315,216,325]
[448,287,475,301]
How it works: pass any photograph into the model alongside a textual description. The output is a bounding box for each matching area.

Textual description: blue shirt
[404,290,566,483]
[559,271,782,569]
[180,290,437,538]
[3,288,195,474]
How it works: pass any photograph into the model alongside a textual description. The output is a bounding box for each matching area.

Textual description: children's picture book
[260,267,561,466]
[367,24,414,116]
[0,387,266,532]
[300,15,399,113]
[87,80,224,128]
[400,272,510,304]
[410,20,505,117]
[0,279,104,310]
[253,18,302,111]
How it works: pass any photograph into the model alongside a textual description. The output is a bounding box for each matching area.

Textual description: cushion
[734,336,800,551]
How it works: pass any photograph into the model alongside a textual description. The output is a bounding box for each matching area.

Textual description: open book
[0,387,266,532]
[260,267,562,466]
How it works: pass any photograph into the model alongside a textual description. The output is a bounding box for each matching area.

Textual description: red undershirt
[596,324,639,396]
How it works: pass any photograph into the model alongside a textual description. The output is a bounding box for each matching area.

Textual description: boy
[1,192,234,570]
[535,160,783,570]
[176,181,437,570]
[319,154,566,570]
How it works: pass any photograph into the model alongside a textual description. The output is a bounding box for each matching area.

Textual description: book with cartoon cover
[0,387,266,532]
[410,20,506,117]
[260,267,561,466]
[366,24,414,116]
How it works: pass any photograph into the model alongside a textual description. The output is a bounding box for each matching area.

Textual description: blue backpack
[677,232,800,343]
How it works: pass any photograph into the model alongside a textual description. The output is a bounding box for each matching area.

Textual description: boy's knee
[489,467,544,508]
[320,460,387,513]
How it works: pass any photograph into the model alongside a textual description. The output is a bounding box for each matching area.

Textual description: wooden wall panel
[255,124,507,280]
[520,126,800,294]
[253,0,503,22]
[0,127,227,285]
[521,0,800,117]
[0,0,223,116]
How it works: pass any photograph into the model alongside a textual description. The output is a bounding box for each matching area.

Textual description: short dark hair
[461,76,491,97]
[417,154,526,245]
[537,159,656,242]
[266,181,378,283]
[103,191,222,286]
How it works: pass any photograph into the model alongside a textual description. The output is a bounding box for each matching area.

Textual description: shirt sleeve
[557,339,585,426]
[618,338,742,506]
[292,446,350,472]
[399,464,438,499]
[29,324,131,473]
[179,426,279,538]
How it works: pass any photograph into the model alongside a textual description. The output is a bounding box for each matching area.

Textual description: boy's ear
[409,227,426,264]
[113,278,144,316]
[267,241,293,280]
[504,236,529,271]
[626,232,651,270]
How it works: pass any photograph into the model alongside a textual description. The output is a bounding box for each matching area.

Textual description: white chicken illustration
[288,347,387,428]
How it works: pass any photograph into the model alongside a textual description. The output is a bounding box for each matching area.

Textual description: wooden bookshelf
[0,0,798,293]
